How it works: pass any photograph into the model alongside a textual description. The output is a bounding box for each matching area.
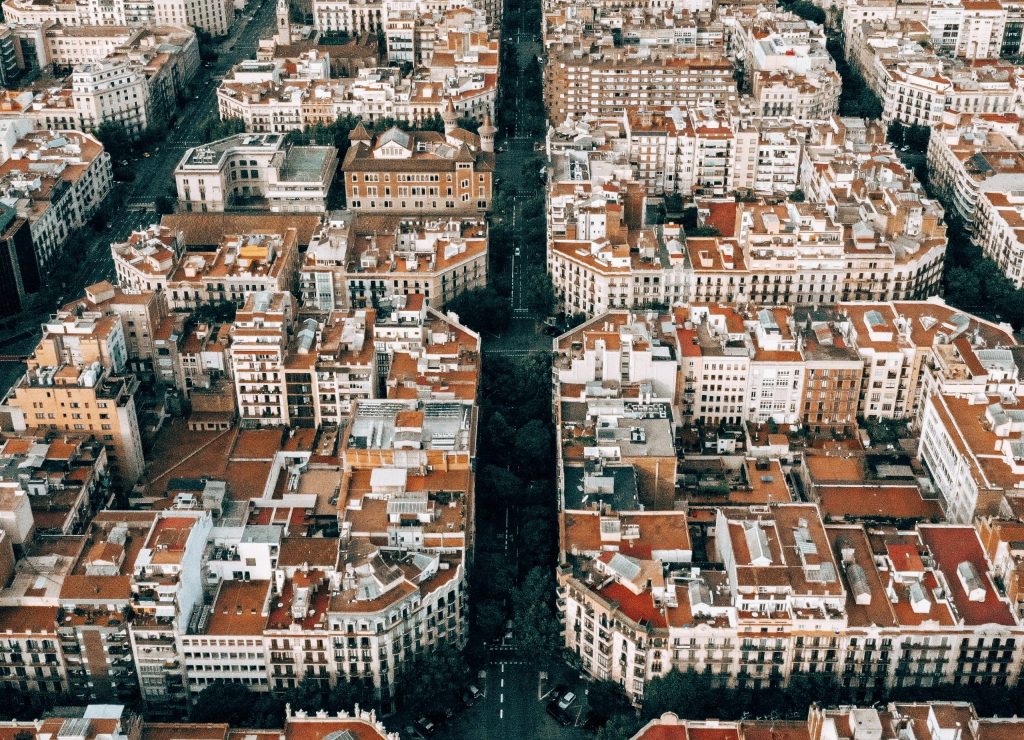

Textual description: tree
[780,0,826,24]
[456,116,481,134]
[596,713,643,740]
[787,189,806,203]
[642,670,720,720]
[286,677,329,713]
[195,28,219,63]
[518,504,557,571]
[250,694,287,728]
[154,196,175,215]
[201,116,246,143]
[887,121,905,147]
[93,121,132,161]
[482,411,516,467]
[511,567,562,666]
[473,598,506,644]
[521,214,548,249]
[192,682,260,725]
[688,226,720,237]
[415,113,445,133]
[514,419,552,475]
[587,680,634,723]
[445,286,510,334]
[663,193,684,214]
[472,550,517,601]
[478,463,524,508]
[905,124,931,154]
[395,644,469,715]
[326,677,376,713]
[524,268,556,317]
[856,87,883,119]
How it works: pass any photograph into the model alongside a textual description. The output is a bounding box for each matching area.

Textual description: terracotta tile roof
[161,214,320,248]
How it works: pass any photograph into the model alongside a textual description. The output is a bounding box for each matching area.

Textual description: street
[496,6,543,318]
[129,0,279,206]
[435,657,589,740]
[0,0,279,363]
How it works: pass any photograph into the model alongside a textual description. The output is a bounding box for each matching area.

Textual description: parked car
[558,691,577,710]
[413,717,435,736]
[546,701,573,726]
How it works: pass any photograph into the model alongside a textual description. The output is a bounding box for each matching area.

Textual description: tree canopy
[511,567,563,666]
[395,644,470,715]
[445,286,511,335]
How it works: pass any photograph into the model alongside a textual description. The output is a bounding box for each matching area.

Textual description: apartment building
[112,222,184,295]
[546,164,697,315]
[559,493,1024,701]
[0,38,193,135]
[57,511,156,702]
[129,511,212,705]
[179,577,272,693]
[919,393,1024,524]
[544,48,737,126]
[550,188,944,319]
[217,56,496,133]
[847,19,1022,127]
[61,281,169,381]
[0,703,397,740]
[0,129,112,272]
[312,0,383,35]
[542,0,723,57]
[175,133,338,213]
[154,0,232,37]
[229,291,295,428]
[230,301,378,428]
[2,0,231,36]
[0,605,67,693]
[621,107,804,198]
[800,122,948,302]
[0,433,109,537]
[0,26,27,85]
[2,370,142,492]
[38,25,199,93]
[928,111,1024,227]
[974,188,1024,287]
[751,69,841,121]
[71,59,152,135]
[729,6,841,116]
[343,114,494,215]
[1,311,145,489]
[299,211,488,310]
[841,0,1024,59]
[557,296,1018,434]
[549,114,945,318]
[0,274,484,709]
[633,701,1024,738]
[114,226,299,310]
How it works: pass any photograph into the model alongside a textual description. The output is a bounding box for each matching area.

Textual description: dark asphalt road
[432,656,589,740]
[497,7,545,319]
